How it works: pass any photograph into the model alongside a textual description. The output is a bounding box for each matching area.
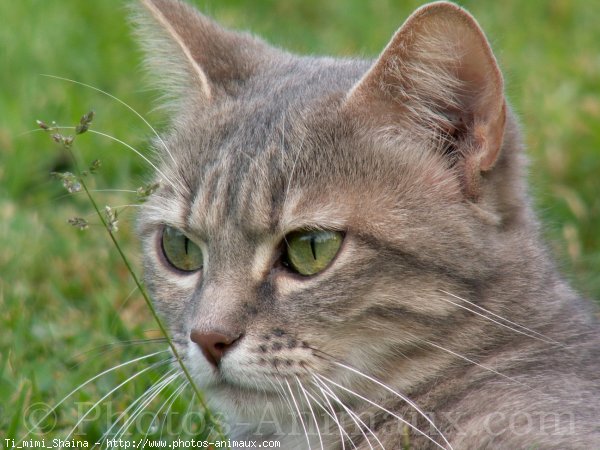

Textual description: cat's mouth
[211,365,275,392]
[205,371,285,405]
[187,346,278,395]
[197,357,305,401]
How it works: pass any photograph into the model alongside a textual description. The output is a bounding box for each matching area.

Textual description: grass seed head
[89,159,102,174]
[104,205,119,232]
[68,217,89,230]
[51,171,82,193]
[136,181,160,202]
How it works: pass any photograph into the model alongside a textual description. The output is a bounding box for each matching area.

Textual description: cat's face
[136,0,518,426]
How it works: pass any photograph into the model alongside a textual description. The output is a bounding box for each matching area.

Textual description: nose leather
[190,330,241,368]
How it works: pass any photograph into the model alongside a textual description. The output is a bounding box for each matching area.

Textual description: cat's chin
[203,382,295,434]
[187,355,290,422]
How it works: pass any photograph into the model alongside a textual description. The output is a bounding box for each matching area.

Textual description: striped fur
[134,1,600,448]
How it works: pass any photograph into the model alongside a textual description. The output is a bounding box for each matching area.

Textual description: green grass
[1,0,599,444]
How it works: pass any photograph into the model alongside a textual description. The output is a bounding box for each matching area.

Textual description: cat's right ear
[132,0,272,105]
[343,2,506,201]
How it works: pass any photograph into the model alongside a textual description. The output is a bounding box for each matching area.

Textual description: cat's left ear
[344,1,506,200]
[133,0,273,105]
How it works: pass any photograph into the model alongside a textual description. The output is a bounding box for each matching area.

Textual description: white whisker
[85,128,179,193]
[279,115,287,174]
[268,378,294,416]
[182,390,196,432]
[317,374,449,450]
[78,206,134,222]
[285,379,312,450]
[62,359,172,446]
[436,290,560,346]
[114,285,142,317]
[113,370,180,443]
[420,339,544,394]
[313,376,378,450]
[93,367,177,449]
[69,339,166,368]
[159,382,188,440]
[39,74,178,167]
[304,382,357,450]
[274,377,299,425]
[105,204,144,210]
[332,361,452,450]
[45,125,181,195]
[282,133,305,214]
[19,351,169,443]
[72,189,139,194]
[89,189,138,194]
[149,378,187,442]
[439,289,564,346]
[296,377,324,450]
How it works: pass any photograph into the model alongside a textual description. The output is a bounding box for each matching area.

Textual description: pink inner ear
[477,101,507,172]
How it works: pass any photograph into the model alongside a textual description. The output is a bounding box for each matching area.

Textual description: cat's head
[135,0,530,424]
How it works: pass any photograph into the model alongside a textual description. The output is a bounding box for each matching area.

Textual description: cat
[132,0,600,448]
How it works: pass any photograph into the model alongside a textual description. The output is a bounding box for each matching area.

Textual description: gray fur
[133,0,600,448]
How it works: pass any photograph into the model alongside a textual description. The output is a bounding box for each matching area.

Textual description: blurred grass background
[1,0,599,442]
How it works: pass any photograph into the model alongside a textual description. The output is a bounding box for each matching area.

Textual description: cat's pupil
[310,236,317,260]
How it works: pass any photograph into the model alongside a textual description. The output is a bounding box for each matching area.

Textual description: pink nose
[190,330,241,368]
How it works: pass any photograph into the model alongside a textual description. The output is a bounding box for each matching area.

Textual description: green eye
[284,230,343,276]
[161,226,203,272]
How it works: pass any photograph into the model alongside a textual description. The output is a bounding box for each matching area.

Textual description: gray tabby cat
[133,0,600,448]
